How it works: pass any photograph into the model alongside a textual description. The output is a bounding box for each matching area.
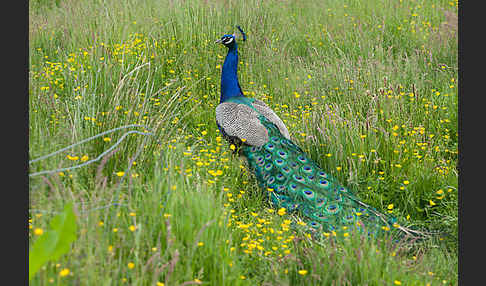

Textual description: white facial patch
[223,37,234,44]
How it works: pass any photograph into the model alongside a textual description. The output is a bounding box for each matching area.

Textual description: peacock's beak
[215,39,223,44]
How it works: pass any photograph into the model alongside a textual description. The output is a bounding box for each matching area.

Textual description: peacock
[214,26,427,241]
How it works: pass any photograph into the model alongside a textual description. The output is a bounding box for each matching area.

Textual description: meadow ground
[29,0,458,285]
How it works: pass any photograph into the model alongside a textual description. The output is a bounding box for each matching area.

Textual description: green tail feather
[241,115,401,239]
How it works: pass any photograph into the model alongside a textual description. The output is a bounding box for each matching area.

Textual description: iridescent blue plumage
[217,34,244,103]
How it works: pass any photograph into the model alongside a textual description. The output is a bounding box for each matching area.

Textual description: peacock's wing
[216,101,269,147]
[251,99,291,140]
[241,114,393,236]
[215,97,291,147]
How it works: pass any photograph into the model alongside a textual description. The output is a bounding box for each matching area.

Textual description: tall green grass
[29,0,458,285]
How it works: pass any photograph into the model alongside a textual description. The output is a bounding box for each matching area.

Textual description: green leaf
[29,203,77,280]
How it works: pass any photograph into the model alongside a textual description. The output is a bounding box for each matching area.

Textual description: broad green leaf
[29,203,77,280]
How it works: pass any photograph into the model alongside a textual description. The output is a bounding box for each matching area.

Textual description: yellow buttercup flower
[34,228,43,236]
[66,155,79,161]
[59,268,70,277]
[298,269,308,275]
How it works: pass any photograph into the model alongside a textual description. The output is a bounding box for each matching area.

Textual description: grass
[29,0,458,285]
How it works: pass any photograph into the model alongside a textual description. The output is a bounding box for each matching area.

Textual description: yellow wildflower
[298,270,308,275]
[34,228,43,236]
[66,155,79,161]
[59,268,70,277]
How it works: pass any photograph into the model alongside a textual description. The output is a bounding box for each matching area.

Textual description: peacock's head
[215,26,246,48]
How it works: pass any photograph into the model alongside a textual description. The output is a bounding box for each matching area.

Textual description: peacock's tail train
[240,115,403,239]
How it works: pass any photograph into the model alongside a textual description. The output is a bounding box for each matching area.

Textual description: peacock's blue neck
[220,44,244,103]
